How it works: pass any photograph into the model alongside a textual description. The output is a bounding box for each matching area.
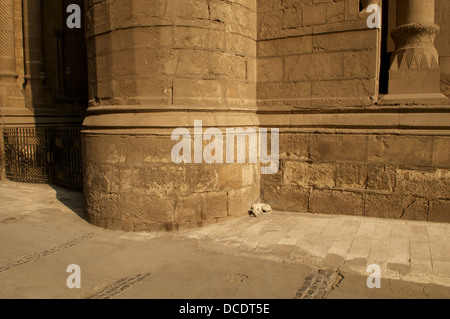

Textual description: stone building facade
[0,0,449,231]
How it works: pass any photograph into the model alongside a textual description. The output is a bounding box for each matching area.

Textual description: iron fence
[3,127,83,191]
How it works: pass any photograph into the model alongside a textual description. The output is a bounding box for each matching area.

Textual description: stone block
[336,163,366,189]
[257,82,311,103]
[174,27,225,51]
[210,52,247,79]
[302,5,327,26]
[396,168,450,199]
[313,29,377,52]
[200,192,228,220]
[364,194,428,221]
[84,163,120,193]
[257,36,312,57]
[309,134,367,162]
[121,193,176,225]
[173,78,225,105]
[120,165,188,194]
[258,10,283,40]
[367,135,434,167]
[311,79,375,98]
[226,32,256,57]
[258,57,284,82]
[326,0,345,23]
[279,133,310,160]
[228,184,260,216]
[309,189,363,216]
[283,7,302,29]
[284,161,336,188]
[432,137,450,168]
[343,49,377,79]
[340,135,368,162]
[261,185,309,212]
[218,164,244,190]
[226,82,256,105]
[188,164,219,192]
[209,0,255,37]
[285,53,343,81]
[429,200,450,223]
[175,193,203,222]
[165,0,209,19]
[85,191,121,220]
[366,165,396,191]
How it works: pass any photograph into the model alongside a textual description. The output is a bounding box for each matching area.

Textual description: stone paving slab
[177,210,450,288]
[1,181,450,299]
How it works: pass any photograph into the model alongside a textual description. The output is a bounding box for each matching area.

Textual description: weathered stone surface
[285,53,343,81]
[284,161,335,188]
[309,189,364,216]
[121,193,176,228]
[310,134,368,162]
[432,137,450,168]
[200,192,228,220]
[366,165,396,191]
[228,184,260,216]
[262,185,309,212]
[175,194,203,222]
[368,136,434,167]
[76,0,450,232]
[188,165,219,193]
[218,164,244,190]
[279,134,309,160]
[396,168,450,199]
[429,200,450,223]
[364,194,428,221]
[336,163,366,190]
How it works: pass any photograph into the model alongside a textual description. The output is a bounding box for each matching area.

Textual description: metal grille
[47,128,83,190]
[3,127,82,190]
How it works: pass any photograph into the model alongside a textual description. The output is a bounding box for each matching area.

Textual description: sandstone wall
[82,0,450,229]
[261,129,450,223]
[258,0,450,223]
[257,0,379,108]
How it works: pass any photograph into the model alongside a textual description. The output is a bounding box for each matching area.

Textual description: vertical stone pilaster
[0,0,25,108]
[22,0,51,108]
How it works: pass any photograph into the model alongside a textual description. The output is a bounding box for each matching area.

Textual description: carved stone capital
[391,23,440,50]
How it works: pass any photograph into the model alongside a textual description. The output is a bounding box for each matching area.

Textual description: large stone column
[0,0,24,109]
[82,0,259,231]
[386,0,447,101]
[22,0,51,108]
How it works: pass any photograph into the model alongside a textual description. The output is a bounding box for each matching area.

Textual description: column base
[379,93,449,106]
[82,106,261,232]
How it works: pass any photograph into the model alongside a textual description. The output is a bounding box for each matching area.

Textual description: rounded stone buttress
[82,0,260,231]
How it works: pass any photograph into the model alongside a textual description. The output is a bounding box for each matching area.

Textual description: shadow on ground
[50,184,85,220]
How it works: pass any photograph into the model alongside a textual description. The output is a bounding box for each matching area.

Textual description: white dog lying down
[248,203,272,217]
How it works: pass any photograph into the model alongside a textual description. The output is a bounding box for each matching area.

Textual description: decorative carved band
[391,23,440,49]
